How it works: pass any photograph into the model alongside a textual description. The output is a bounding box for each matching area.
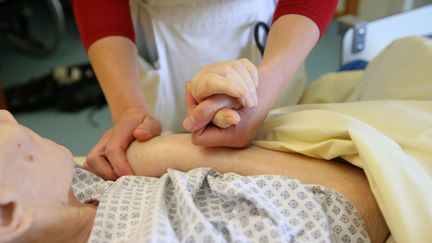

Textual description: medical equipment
[254,21,270,56]
[340,4,432,65]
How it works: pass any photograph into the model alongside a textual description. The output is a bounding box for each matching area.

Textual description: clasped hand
[84,107,162,180]
[183,58,266,147]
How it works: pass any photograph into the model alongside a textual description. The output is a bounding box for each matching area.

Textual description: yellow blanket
[255,37,432,243]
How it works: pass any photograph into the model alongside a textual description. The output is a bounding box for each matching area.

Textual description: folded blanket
[255,37,432,243]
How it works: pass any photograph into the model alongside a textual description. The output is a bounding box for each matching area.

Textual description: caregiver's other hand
[84,107,162,180]
[190,58,259,108]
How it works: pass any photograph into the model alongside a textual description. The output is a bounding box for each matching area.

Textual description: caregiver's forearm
[88,36,149,122]
[258,14,319,107]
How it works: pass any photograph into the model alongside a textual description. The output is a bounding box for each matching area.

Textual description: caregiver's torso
[129,0,277,132]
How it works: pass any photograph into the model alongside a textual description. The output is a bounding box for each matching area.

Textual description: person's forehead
[0,110,16,122]
[0,120,21,131]
[0,123,19,178]
[0,121,28,146]
[0,122,36,178]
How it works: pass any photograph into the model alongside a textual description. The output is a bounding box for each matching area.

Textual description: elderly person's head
[0,110,94,243]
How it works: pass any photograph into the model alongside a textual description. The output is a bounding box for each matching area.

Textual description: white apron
[130,0,307,133]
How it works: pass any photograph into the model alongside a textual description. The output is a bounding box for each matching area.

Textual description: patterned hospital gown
[72,166,370,243]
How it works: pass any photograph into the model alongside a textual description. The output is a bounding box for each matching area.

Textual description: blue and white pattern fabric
[72,166,370,242]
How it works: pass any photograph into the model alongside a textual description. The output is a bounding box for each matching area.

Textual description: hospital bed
[336,5,432,243]
[76,5,432,243]
[340,3,432,65]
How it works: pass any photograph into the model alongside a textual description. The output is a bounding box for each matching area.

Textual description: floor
[0,6,341,156]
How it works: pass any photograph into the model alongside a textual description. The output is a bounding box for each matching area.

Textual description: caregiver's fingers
[84,156,118,181]
[105,107,162,177]
[190,58,259,108]
[85,130,119,180]
[133,114,162,141]
[191,73,247,103]
[183,94,240,132]
[185,82,198,117]
[184,82,198,131]
[104,127,136,177]
[238,58,259,87]
[212,108,241,128]
[227,64,257,107]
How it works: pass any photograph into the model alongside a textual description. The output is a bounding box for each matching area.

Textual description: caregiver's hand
[84,107,162,180]
[184,58,259,130]
[190,58,259,108]
[184,87,269,147]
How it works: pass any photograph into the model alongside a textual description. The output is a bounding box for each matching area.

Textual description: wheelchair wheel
[0,0,65,56]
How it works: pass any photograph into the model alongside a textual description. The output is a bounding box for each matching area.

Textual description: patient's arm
[126,134,389,243]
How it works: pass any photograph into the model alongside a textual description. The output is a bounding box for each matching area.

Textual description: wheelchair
[0,0,65,56]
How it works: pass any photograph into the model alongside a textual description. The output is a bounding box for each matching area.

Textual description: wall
[357,0,432,20]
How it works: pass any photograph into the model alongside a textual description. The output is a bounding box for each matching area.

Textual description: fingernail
[226,115,240,125]
[183,117,196,131]
[246,97,253,108]
[238,87,247,97]
[246,98,254,108]
[245,99,250,108]
[253,92,258,107]
[240,97,248,107]
[250,88,257,106]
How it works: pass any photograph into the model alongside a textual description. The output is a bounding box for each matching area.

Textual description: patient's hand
[185,59,259,130]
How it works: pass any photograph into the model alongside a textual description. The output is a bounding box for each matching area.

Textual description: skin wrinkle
[19,204,96,243]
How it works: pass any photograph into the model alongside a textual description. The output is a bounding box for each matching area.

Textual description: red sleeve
[273,0,338,38]
[72,0,135,50]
